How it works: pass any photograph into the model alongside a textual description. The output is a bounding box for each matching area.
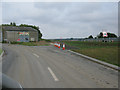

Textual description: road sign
[103,32,108,37]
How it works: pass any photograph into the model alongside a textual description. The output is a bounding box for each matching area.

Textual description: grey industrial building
[2,26,38,42]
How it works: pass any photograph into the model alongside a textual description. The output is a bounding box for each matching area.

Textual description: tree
[107,32,117,38]
[12,22,16,26]
[97,32,117,38]
[97,32,103,38]
[10,22,16,26]
[94,37,97,39]
[70,38,73,40]
[10,22,13,26]
[88,35,93,39]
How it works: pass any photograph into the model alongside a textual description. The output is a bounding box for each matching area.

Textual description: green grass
[10,41,50,46]
[62,41,118,49]
[61,41,119,66]
[11,42,38,46]
[0,48,3,55]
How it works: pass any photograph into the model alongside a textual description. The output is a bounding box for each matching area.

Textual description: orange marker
[63,44,65,50]
[58,43,60,48]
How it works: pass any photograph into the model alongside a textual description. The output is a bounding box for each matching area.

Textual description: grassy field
[10,41,50,46]
[61,41,119,66]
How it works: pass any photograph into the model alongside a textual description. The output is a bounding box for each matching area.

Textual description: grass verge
[61,41,119,66]
[0,48,3,55]
[10,41,50,46]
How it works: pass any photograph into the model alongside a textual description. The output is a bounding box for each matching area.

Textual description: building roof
[2,26,38,32]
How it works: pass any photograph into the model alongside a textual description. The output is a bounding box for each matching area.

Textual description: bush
[2,41,8,43]
[45,40,51,42]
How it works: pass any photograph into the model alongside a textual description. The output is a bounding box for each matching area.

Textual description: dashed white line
[48,67,59,81]
[33,53,39,58]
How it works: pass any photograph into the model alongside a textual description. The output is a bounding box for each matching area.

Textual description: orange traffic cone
[63,44,65,50]
[58,43,60,48]
[54,43,56,47]
[56,43,58,47]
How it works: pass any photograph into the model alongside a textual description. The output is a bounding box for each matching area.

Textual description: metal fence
[79,38,119,42]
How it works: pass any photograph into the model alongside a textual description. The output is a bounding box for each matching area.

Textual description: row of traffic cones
[54,42,65,50]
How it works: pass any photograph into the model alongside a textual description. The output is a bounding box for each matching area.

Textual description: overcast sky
[2,2,118,39]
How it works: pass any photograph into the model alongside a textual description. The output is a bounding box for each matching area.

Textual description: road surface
[2,44,118,88]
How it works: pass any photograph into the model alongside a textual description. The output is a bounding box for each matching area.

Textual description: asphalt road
[2,44,118,88]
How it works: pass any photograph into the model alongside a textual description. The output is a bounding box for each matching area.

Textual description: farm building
[2,26,38,42]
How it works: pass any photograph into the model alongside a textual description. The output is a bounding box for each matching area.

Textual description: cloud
[2,2,118,39]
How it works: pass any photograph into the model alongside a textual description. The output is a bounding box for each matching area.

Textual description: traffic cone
[57,42,59,47]
[58,43,60,48]
[54,43,56,47]
[63,44,65,50]
[55,43,57,47]
[55,43,58,47]
[54,43,55,46]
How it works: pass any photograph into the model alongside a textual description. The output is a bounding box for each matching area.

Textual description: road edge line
[67,50,120,71]
[33,53,39,58]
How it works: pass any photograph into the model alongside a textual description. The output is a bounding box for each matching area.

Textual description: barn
[2,26,38,42]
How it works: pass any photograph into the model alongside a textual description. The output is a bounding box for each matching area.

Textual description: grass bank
[61,41,119,66]
[10,41,50,46]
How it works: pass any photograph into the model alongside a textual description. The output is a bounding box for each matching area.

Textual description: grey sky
[2,2,118,39]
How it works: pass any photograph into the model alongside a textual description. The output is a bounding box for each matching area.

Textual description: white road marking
[33,53,39,58]
[48,67,59,81]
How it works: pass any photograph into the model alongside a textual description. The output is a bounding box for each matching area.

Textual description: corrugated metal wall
[29,31,38,42]
[3,30,38,42]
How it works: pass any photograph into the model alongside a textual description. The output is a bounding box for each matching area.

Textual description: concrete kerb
[67,50,120,71]
[0,50,4,62]
[0,50,4,57]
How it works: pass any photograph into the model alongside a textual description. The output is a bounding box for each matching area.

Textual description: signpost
[102,31,108,42]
